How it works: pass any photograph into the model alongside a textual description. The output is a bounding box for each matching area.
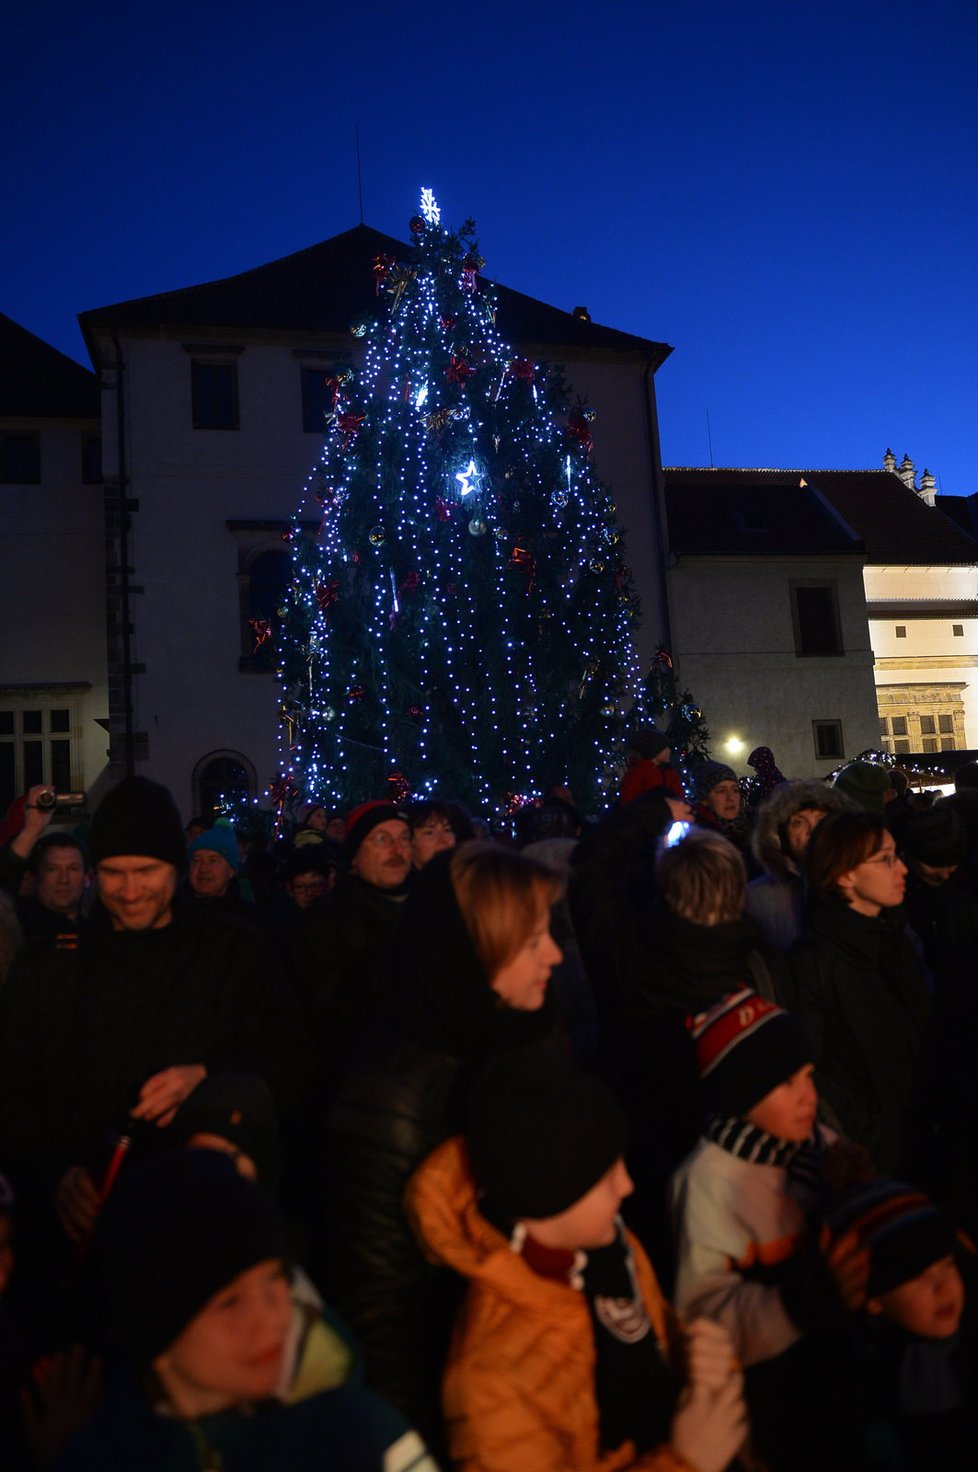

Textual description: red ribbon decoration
[323,375,343,409]
[434,497,452,523]
[248,617,272,651]
[566,413,594,457]
[315,578,340,614]
[388,770,412,803]
[269,775,298,804]
[337,411,365,445]
[280,528,295,543]
[372,253,395,294]
[459,269,478,295]
[509,358,535,383]
[440,314,457,330]
[400,571,420,593]
[508,546,537,595]
[446,355,473,385]
[655,645,674,670]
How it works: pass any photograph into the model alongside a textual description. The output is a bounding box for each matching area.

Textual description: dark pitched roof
[935,492,978,542]
[79,224,670,366]
[663,470,863,556]
[664,467,978,565]
[0,312,99,419]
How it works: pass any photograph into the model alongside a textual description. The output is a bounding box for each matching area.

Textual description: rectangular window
[0,702,80,812]
[920,715,936,735]
[192,361,239,429]
[894,740,910,753]
[941,738,956,751]
[81,434,102,484]
[953,624,964,637]
[1,432,41,483]
[791,582,843,656]
[892,716,908,736]
[922,738,938,753]
[879,717,889,737]
[813,719,844,760]
[938,714,954,734]
[895,626,907,638]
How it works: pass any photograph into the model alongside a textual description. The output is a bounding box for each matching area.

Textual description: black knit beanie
[90,776,186,869]
[97,1149,287,1366]
[901,804,968,868]
[467,1056,627,1220]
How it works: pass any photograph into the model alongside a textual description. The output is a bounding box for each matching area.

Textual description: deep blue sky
[4,0,976,491]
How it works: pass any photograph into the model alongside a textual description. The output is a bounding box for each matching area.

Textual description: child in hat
[407,1057,746,1472]
[821,1177,977,1470]
[670,987,849,1469]
[56,1150,437,1471]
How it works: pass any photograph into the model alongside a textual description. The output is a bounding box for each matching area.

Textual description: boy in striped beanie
[670,988,844,1469]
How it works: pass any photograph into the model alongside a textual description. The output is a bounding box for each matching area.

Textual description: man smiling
[0,776,309,1245]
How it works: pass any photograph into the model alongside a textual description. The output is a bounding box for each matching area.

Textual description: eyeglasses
[865,851,902,868]
[364,829,411,850]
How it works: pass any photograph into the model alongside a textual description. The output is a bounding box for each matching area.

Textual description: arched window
[192,750,256,818]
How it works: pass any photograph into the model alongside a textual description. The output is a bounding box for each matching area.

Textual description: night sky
[4,0,976,492]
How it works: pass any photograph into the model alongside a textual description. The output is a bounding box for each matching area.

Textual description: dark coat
[293,873,410,1092]
[324,854,559,1445]
[0,906,311,1185]
[787,898,932,1172]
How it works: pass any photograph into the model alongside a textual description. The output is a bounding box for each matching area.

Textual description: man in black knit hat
[0,776,309,1245]
[292,799,413,1091]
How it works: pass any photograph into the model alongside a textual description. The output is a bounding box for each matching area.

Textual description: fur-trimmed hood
[750,779,852,881]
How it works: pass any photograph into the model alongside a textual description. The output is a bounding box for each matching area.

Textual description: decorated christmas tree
[639,645,712,792]
[275,191,647,815]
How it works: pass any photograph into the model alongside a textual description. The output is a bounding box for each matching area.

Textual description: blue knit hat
[187,823,239,871]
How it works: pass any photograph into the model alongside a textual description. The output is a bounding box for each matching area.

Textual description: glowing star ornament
[455,460,481,498]
[420,188,441,226]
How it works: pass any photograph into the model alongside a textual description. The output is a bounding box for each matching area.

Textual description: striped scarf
[705,1113,825,1193]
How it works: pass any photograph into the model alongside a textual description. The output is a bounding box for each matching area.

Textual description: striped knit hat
[688,987,813,1118]
[824,1178,959,1298]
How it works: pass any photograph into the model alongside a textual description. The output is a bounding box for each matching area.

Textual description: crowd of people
[0,733,976,1470]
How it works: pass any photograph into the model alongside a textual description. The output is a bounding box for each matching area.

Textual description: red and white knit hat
[688,987,813,1119]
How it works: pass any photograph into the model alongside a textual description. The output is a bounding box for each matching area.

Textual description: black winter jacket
[787,898,932,1172]
[0,905,311,1183]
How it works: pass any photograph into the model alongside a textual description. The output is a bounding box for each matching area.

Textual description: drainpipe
[643,357,673,656]
[111,331,135,775]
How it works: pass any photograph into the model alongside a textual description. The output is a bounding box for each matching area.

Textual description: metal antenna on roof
[706,408,714,468]
[355,125,365,225]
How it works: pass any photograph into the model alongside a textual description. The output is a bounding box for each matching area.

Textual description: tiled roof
[0,312,99,419]
[664,467,978,565]
[663,471,862,556]
[79,224,671,366]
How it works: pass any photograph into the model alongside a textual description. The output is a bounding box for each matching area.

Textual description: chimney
[883,448,897,473]
[898,453,916,490]
[571,306,591,322]
[918,469,937,507]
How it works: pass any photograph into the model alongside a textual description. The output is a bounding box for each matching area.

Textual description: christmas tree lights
[275,192,648,814]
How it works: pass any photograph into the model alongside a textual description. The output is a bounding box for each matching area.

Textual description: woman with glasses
[787,810,933,1172]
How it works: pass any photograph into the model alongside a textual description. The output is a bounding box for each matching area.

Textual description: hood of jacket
[750,779,852,882]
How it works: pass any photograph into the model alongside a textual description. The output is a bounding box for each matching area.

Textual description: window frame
[1,432,41,484]
[812,718,845,761]
[789,580,844,657]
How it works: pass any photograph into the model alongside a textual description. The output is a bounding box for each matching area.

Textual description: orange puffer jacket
[406,1137,696,1472]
